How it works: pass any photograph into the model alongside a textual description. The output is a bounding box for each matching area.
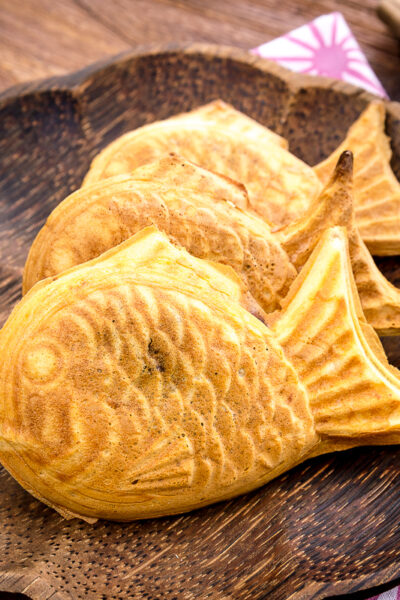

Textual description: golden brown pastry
[23,153,400,335]
[269,226,400,448]
[82,100,321,226]
[279,151,400,335]
[314,102,400,256]
[1,225,400,522]
[83,100,400,253]
[23,156,298,313]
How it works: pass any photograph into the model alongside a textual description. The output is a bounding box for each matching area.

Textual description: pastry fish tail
[276,150,355,271]
[269,226,400,446]
[277,151,400,336]
[314,102,400,256]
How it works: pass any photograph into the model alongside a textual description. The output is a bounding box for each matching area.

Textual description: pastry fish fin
[314,102,400,256]
[123,433,195,494]
[278,151,400,335]
[269,226,400,441]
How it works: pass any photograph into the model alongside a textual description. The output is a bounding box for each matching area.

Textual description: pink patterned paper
[253,13,392,600]
[369,589,400,600]
[252,12,387,98]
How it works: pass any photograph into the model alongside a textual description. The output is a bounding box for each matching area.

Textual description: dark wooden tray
[1,43,400,600]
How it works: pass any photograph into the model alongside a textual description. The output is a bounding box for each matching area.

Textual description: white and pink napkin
[252,12,387,98]
[253,12,392,600]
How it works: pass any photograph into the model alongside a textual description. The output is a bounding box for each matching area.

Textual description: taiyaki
[82,100,400,254]
[24,156,297,313]
[1,225,400,522]
[314,102,400,256]
[23,152,400,335]
[82,99,322,226]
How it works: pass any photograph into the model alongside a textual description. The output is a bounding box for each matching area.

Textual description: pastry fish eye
[22,342,63,383]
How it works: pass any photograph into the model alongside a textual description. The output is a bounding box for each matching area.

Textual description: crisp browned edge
[0,42,400,600]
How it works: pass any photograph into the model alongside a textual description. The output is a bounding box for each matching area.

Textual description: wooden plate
[1,44,400,600]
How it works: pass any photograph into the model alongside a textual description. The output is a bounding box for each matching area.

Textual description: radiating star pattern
[253,12,387,98]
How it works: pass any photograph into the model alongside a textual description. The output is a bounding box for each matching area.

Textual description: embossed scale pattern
[1,263,314,520]
[82,100,288,195]
[23,163,297,312]
[25,150,400,341]
[83,115,321,227]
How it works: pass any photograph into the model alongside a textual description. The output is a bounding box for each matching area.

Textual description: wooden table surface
[0,0,399,100]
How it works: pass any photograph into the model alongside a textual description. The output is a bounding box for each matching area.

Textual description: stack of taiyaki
[1,100,400,522]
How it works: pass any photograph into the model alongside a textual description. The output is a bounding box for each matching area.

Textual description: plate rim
[0,42,399,116]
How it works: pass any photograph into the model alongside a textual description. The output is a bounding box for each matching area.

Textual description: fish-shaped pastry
[1,225,400,521]
[23,152,400,335]
[81,100,400,255]
[23,155,296,314]
[314,102,400,256]
[82,99,322,227]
